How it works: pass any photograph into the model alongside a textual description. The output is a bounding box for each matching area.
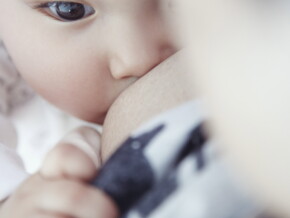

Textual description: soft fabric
[94,101,263,218]
[0,142,27,201]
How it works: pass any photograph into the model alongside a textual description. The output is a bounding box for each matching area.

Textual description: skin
[0,0,175,124]
[102,52,196,160]
[179,0,290,216]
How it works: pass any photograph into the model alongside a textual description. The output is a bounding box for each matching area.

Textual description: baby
[0,0,178,217]
[0,0,175,124]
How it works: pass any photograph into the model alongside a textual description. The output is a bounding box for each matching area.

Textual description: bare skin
[101,52,196,161]
[0,0,176,124]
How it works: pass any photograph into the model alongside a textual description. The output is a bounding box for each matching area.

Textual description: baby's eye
[36,1,95,22]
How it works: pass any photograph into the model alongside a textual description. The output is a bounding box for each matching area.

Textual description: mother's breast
[101,52,196,161]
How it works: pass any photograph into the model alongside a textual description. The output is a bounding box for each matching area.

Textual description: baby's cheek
[9,52,98,121]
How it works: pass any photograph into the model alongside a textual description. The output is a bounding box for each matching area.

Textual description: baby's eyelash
[33,1,95,22]
[33,2,54,9]
[33,0,85,8]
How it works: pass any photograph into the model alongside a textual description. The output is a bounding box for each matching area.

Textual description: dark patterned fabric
[93,125,164,214]
[93,101,263,218]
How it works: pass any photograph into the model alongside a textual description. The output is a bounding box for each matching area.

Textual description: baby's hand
[41,126,102,181]
[0,127,118,218]
[0,173,117,218]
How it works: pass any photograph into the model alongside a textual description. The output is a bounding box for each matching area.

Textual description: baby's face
[0,0,175,123]
[179,0,290,215]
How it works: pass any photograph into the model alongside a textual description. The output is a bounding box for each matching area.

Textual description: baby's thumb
[40,126,101,182]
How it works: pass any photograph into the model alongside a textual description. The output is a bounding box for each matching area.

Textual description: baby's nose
[109,42,175,80]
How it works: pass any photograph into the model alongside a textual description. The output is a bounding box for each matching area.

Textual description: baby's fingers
[39,179,118,218]
[60,126,102,167]
[41,144,97,182]
[1,174,117,218]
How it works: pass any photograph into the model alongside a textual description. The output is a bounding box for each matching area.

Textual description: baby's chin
[86,112,107,125]
[69,106,108,125]
[75,86,138,125]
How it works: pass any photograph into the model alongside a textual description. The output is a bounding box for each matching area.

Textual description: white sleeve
[0,143,28,201]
